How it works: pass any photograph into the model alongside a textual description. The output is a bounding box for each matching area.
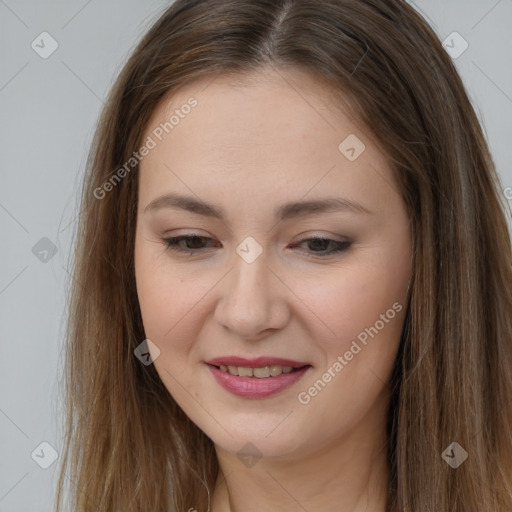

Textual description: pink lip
[206,356,309,368]
[206,363,312,399]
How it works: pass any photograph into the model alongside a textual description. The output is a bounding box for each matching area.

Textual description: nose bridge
[229,243,271,310]
[215,240,286,337]
[231,234,270,293]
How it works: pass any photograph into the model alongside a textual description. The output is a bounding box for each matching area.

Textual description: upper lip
[206,356,310,369]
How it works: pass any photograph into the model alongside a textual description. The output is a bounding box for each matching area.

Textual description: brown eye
[293,237,352,256]
[162,235,217,253]
[162,235,351,257]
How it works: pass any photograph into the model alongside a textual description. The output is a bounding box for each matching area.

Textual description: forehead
[150,66,352,125]
[144,67,364,154]
[137,68,394,215]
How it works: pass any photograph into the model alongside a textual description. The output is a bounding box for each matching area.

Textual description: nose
[214,250,290,340]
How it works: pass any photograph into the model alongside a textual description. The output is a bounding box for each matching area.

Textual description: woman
[54,1,512,511]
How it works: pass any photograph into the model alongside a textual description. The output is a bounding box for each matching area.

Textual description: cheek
[135,243,187,344]
[292,253,409,349]
[134,245,219,363]
[291,260,407,446]
[135,263,200,398]
[289,242,409,417]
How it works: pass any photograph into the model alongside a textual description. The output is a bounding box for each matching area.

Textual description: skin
[134,67,412,512]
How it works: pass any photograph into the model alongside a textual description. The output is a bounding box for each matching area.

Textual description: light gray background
[0,1,511,510]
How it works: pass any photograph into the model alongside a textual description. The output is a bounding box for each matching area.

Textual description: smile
[217,364,296,378]
[206,363,312,398]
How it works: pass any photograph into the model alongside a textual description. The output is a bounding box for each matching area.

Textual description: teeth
[218,364,296,377]
[253,366,271,378]
[238,366,253,377]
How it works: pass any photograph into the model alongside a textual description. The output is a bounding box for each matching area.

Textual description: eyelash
[161,235,352,257]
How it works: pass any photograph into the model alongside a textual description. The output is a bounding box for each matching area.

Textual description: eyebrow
[143,192,374,220]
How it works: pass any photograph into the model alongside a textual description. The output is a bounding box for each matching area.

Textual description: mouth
[208,363,309,378]
[205,358,313,398]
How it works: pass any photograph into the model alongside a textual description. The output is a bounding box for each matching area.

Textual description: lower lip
[207,364,311,398]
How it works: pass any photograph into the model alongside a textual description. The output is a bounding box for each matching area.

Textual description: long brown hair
[54,1,512,510]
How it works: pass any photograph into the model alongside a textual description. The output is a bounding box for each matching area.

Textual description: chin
[195,412,312,462]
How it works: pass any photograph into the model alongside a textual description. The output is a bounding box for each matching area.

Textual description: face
[134,68,412,460]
